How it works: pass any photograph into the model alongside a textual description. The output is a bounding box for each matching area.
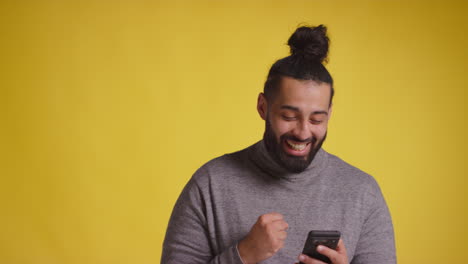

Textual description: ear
[257,93,268,120]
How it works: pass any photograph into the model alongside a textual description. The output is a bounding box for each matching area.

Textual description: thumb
[317,245,338,263]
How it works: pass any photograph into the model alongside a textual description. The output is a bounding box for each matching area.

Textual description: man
[162,25,396,264]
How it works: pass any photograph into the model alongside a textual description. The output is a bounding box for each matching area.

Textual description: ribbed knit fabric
[162,141,396,264]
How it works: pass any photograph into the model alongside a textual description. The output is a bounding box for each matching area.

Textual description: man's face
[258,76,332,173]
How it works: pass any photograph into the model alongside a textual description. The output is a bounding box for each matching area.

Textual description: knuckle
[271,212,282,219]
[330,255,341,263]
[258,215,268,226]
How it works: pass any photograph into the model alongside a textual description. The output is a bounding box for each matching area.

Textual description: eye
[282,115,296,121]
[310,119,323,125]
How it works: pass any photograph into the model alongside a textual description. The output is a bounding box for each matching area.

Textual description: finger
[267,212,284,220]
[272,219,289,230]
[336,238,347,255]
[298,254,327,264]
[258,213,282,225]
[258,212,283,224]
[316,245,340,264]
[276,230,287,240]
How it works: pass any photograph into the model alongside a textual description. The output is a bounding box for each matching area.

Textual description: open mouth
[283,139,312,156]
[286,140,308,150]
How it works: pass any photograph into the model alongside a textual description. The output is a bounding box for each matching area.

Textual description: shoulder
[322,150,383,198]
[194,146,249,175]
[176,145,255,207]
[189,144,253,186]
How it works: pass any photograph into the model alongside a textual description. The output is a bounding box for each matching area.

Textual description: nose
[292,119,312,141]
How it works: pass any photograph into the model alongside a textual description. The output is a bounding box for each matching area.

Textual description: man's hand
[238,212,289,264]
[297,239,348,264]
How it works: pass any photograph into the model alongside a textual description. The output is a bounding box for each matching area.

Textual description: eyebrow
[280,105,328,115]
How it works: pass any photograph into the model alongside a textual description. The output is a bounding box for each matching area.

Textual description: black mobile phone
[300,230,341,264]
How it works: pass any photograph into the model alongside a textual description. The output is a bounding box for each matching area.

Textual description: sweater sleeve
[161,170,244,264]
[351,181,396,264]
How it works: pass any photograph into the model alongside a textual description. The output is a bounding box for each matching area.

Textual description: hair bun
[287,25,329,63]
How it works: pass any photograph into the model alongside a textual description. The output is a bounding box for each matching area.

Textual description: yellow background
[1,1,467,263]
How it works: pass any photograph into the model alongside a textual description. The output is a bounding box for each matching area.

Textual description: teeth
[287,140,307,151]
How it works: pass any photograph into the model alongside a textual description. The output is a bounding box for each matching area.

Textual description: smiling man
[260,76,331,174]
[162,25,396,264]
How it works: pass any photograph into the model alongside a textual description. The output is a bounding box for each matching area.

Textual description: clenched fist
[238,212,289,264]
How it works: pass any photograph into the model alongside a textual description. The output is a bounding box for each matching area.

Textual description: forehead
[272,76,331,111]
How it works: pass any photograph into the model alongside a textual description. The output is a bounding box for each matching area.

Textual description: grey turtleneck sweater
[162,141,396,264]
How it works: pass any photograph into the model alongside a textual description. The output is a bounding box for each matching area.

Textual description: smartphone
[300,230,341,264]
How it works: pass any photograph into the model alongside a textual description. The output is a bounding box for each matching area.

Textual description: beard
[263,119,327,173]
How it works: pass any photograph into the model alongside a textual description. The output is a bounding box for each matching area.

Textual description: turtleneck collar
[247,140,328,181]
